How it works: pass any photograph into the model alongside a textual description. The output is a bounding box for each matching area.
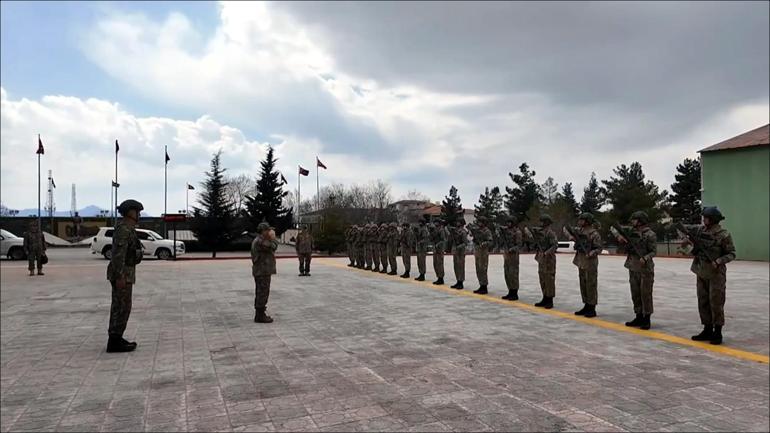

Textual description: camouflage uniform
[415,224,430,278]
[364,224,374,270]
[529,225,558,298]
[345,227,355,266]
[23,223,46,274]
[572,226,603,307]
[355,226,366,268]
[450,225,468,284]
[622,226,657,316]
[471,224,493,289]
[430,223,448,280]
[252,231,278,315]
[386,223,399,274]
[499,223,523,298]
[399,224,415,275]
[378,224,389,273]
[106,220,143,338]
[689,224,735,327]
[371,225,381,271]
[295,229,313,275]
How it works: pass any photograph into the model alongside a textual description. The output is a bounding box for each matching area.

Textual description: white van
[90,227,184,260]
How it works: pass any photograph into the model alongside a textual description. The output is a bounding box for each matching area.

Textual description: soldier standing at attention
[364,223,374,270]
[471,217,493,294]
[450,219,468,290]
[567,212,602,318]
[345,225,355,267]
[295,225,314,276]
[252,222,278,323]
[414,220,430,281]
[500,216,523,301]
[386,222,399,275]
[616,211,657,330]
[686,207,735,345]
[106,199,144,353]
[355,225,365,269]
[430,219,448,285]
[377,223,389,273]
[23,221,47,276]
[531,214,558,309]
[399,222,414,278]
[371,223,381,272]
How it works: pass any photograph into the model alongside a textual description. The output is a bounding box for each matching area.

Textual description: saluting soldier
[23,221,47,276]
[414,220,430,281]
[430,219,448,285]
[566,212,603,318]
[615,211,657,330]
[530,214,558,309]
[470,217,493,294]
[499,216,523,301]
[684,207,735,345]
[399,222,415,278]
[106,199,144,353]
[251,222,278,323]
[295,224,314,276]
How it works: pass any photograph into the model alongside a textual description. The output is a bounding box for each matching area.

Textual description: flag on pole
[36,135,44,154]
[165,150,170,163]
[115,139,120,153]
[111,181,120,187]
[316,157,327,169]
[280,173,288,185]
[299,166,309,176]
[187,184,195,190]
[51,177,56,188]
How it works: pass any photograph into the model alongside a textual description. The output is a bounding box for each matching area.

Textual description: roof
[699,124,769,153]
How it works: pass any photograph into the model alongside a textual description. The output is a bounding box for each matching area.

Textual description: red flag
[316,157,327,169]
[36,135,44,155]
[299,166,309,176]
[115,139,120,153]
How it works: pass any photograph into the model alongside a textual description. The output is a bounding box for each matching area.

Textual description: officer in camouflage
[106,199,144,353]
[386,222,399,275]
[23,220,46,276]
[414,219,430,281]
[252,222,278,323]
[499,216,523,301]
[399,222,415,278]
[430,219,448,285]
[295,224,314,276]
[449,219,468,290]
[530,214,558,309]
[567,212,603,318]
[616,211,657,330]
[685,207,735,345]
[470,217,493,294]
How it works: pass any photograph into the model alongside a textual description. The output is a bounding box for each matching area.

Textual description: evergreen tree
[441,185,463,225]
[474,186,504,223]
[558,182,580,217]
[668,157,702,224]
[244,146,294,235]
[540,177,559,206]
[191,150,236,258]
[504,162,541,220]
[602,162,667,224]
[580,172,604,214]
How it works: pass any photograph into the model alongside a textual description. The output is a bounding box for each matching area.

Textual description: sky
[1,1,768,216]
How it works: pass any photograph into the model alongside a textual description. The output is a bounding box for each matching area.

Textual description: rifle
[675,222,719,263]
[523,226,545,253]
[563,225,589,254]
[610,222,644,259]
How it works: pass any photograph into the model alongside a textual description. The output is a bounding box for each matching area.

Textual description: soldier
[355,225,366,268]
[386,222,399,275]
[470,217,493,294]
[252,222,278,323]
[566,212,603,318]
[414,220,430,281]
[430,219,448,285]
[23,221,46,276]
[371,223,382,272]
[613,211,657,330]
[346,225,355,267]
[295,225,314,276]
[106,199,144,353]
[529,214,558,309]
[399,222,415,278]
[684,207,735,345]
[499,216,523,300]
[364,223,374,270]
[378,223,389,273]
[450,219,468,290]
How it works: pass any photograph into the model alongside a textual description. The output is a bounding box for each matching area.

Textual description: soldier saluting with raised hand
[252,222,278,323]
[106,199,144,353]
[612,211,657,330]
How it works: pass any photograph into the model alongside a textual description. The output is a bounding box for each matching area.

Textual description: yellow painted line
[317,258,769,365]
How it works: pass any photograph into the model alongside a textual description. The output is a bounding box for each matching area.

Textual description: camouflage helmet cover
[578,212,595,223]
[118,199,144,216]
[256,222,271,232]
[701,206,724,221]
[630,211,649,224]
[539,214,553,224]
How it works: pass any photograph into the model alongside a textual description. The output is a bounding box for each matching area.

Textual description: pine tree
[602,162,667,224]
[244,146,294,235]
[191,150,236,258]
[580,172,604,214]
[540,177,559,206]
[441,185,463,225]
[669,157,702,224]
[558,182,580,217]
[504,162,541,220]
[474,186,503,223]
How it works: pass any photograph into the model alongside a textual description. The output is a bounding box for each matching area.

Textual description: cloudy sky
[1,1,768,216]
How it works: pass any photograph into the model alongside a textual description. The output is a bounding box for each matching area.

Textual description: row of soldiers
[344,206,735,345]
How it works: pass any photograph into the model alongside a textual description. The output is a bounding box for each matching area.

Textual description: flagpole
[37,148,41,231]
[186,185,189,215]
[316,157,320,211]
[164,145,168,236]
[298,167,301,227]
[114,141,118,226]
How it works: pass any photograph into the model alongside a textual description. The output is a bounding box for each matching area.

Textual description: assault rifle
[610,222,644,259]
[523,226,545,253]
[675,222,719,263]
[563,225,589,254]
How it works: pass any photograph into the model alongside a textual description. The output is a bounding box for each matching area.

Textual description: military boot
[415,274,425,281]
[37,270,44,276]
[365,265,372,270]
[106,335,137,353]
[542,297,554,309]
[625,314,643,327]
[450,281,460,289]
[400,272,409,278]
[574,304,589,316]
[710,325,723,345]
[29,270,34,276]
[534,296,547,307]
[509,291,519,301]
[639,315,651,330]
[473,285,488,295]
[451,281,463,290]
[388,270,398,276]
[347,262,354,267]
[254,310,274,323]
[371,264,379,272]
[501,292,513,300]
[432,277,444,285]
[583,305,597,318]
[691,325,713,341]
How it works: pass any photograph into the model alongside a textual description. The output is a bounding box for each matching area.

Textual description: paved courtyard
[1,250,768,432]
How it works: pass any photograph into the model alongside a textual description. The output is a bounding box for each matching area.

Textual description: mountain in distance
[14,205,109,217]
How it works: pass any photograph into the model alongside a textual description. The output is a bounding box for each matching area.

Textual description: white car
[557,240,609,255]
[0,229,27,260]
[90,227,185,260]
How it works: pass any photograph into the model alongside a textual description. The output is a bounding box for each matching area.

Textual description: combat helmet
[256,222,271,233]
[701,206,724,222]
[630,211,649,225]
[578,212,595,224]
[539,214,553,225]
[117,199,144,216]
[506,215,518,225]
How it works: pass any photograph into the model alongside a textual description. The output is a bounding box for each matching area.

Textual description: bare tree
[398,189,431,202]
[367,179,392,209]
[224,174,256,213]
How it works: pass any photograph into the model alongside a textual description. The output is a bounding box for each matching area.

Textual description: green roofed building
[699,124,769,261]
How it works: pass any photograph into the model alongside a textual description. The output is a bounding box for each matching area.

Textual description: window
[136,231,151,240]
[558,242,571,248]
[105,230,114,238]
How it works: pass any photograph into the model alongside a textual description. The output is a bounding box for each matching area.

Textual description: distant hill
[15,205,108,217]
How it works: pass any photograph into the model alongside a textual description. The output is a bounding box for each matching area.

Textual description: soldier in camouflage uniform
[430,219,448,285]
[470,217,493,294]
[399,222,415,278]
[346,226,355,267]
[106,199,144,353]
[378,223,389,273]
[364,223,374,270]
[295,225,314,276]
[566,212,603,318]
[527,214,558,309]
[614,211,657,330]
[499,216,523,301]
[355,226,366,268]
[684,207,735,345]
[449,220,468,290]
[23,221,46,276]
[414,220,430,281]
[252,222,278,323]
[371,223,382,272]
[386,222,399,275]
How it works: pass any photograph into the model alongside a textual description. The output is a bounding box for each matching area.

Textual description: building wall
[701,145,769,260]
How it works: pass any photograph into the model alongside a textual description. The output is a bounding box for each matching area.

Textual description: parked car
[90,227,185,260]
[0,229,26,260]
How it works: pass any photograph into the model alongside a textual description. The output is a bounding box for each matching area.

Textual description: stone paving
[1,251,768,432]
